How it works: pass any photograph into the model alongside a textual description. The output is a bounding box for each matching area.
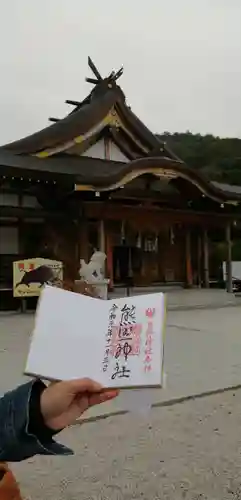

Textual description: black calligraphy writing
[115,342,132,360]
[111,362,131,380]
[120,304,136,325]
[102,303,118,372]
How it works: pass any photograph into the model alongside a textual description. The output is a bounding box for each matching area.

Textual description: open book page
[25,286,109,382]
[25,286,165,389]
[104,294,165,388]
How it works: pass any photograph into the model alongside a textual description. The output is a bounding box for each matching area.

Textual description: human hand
[40,378,119,431]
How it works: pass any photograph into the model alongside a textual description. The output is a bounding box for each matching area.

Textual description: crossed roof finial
[86,56,123,86]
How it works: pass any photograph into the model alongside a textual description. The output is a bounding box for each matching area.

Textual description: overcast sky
[0,0,240,145]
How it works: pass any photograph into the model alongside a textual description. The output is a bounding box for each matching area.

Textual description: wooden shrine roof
[0,57,177,162]
[0,58,241,205]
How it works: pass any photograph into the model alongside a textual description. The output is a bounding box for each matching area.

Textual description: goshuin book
[25,286,166,389]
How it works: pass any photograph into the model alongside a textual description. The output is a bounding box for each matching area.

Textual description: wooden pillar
[106,231,114,290]
[79,219,89,262]
[185,229,193,287]
[18,192,25,257]
[98,219,107,280]
[18,219,25,257]
[99,220,105,253]
[203,228,209,288]
[197,233,202,288]
[226,223,233,293]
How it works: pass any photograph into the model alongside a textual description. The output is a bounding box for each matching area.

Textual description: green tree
[157,132,241,185]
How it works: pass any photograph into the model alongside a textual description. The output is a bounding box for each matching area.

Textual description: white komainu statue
[79,251,107,299]
[79,250,107,287]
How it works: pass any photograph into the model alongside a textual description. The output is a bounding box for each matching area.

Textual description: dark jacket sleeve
[0,380,73,462]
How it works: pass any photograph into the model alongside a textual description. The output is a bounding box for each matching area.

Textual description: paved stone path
[1,291,241,498]
[11,389,241,499]
[111,287,238,310]
[1,294,241,416]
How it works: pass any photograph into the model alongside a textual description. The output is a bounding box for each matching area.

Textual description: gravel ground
[12,389,241,500]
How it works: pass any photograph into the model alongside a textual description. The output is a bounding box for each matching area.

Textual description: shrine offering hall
[0,58,240,308]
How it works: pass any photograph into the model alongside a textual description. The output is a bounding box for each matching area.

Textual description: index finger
[67,378,103,394]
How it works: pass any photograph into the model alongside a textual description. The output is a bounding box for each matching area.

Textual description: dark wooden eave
[1,150,241,204]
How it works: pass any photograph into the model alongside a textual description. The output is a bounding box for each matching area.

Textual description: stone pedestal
[75,279,110,299]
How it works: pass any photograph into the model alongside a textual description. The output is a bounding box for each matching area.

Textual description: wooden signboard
[13,258,63,298]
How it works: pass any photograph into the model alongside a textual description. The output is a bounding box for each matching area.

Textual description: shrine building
[0,57,240,302]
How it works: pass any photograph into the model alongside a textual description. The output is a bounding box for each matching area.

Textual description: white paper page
[25,287,165,389]
[25,286,109,383]
[102,293,165,388]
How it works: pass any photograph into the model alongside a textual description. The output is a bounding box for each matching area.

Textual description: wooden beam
[111,189,181,204]
[85,77,99,85]
[65,99,81,106]
[88,56,102,80]
[48,117,59,123]
[0,206,66,219]
[83,202,238,228]
[113,67,124,81]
